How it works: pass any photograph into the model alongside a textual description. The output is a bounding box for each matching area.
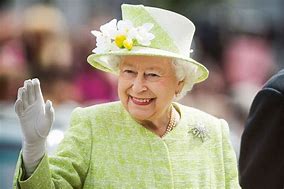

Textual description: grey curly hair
[106,55,199,100]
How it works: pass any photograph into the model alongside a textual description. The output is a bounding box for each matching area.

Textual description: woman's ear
[176,79,185,95]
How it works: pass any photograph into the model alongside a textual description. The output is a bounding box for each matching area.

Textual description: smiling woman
[13,4,240,189]
[118,56,182,136]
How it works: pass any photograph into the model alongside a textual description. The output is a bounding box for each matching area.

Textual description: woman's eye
[146,73,160,77]
[121,69,137,78]
[124,70,135,74]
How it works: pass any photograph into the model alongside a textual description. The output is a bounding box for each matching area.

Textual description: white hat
[87,4,209,84]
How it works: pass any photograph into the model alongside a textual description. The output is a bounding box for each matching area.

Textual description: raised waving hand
[15,78,54,176]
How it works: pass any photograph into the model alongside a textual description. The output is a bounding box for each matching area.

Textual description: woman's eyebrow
[146,66,167,74]
[121,62,136,68]
[121,62,165,72]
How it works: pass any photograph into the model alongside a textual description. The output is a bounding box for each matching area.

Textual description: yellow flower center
[115,35,127,48]
[123,39,133,50]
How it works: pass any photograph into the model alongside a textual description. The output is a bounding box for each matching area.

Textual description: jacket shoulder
[69,101,126,128]
[177,103,228,135]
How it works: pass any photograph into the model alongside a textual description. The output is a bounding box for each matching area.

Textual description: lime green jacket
[13,101,240,188]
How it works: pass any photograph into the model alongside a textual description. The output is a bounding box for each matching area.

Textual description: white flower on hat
[91,32,118,53]
[91,19,155,53]
[91,19,119,53]
[136,23,155,46]
[117,20,135,36]
[98,19,118,38]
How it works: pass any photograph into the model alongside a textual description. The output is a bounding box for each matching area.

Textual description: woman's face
[118,55,184,123]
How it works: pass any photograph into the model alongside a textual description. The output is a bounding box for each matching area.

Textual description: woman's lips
[130,96,154,105]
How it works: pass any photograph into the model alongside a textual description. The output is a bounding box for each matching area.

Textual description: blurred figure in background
[239,69,284,189]
[223,34,276,119]
[22,4,80,106]
[0,7,27,102]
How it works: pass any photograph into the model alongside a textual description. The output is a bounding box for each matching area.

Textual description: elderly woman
[13,4,240,189]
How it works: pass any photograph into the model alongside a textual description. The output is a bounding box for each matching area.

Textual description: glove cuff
[22,139,46,177]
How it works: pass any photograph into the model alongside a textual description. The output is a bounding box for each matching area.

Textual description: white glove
[15,78,55,177]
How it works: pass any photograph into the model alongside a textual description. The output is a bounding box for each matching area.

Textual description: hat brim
[87,46,209,83]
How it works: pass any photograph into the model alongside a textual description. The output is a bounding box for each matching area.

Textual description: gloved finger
[32,78,43,101]
[45,100,55,123]
[23,79,28,89]
[15,99,24,116]
[24,79,32,105]
[26,80,35,105]
[17,87,24,100]
[22,88,29,110]
[23,80,28,102]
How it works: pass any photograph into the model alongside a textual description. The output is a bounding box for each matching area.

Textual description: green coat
[13,101,240,188]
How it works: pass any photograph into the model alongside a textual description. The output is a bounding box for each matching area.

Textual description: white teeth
[132,97,151,103]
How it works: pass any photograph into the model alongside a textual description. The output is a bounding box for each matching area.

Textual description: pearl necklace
[161,106,177,138]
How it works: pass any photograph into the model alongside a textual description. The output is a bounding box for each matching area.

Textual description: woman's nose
[132,75,147,93]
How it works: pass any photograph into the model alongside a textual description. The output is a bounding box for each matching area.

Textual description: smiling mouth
[130,96,155,105]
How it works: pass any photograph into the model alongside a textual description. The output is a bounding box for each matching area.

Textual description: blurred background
[0,0,283,188]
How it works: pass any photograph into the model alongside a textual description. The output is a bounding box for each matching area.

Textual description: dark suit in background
[239,69,284,189]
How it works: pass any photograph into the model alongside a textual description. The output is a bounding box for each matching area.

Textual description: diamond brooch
[188,122,210,142]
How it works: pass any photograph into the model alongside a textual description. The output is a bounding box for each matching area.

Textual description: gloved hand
[15,78,55,176]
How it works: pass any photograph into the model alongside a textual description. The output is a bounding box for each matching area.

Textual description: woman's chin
[128,109,152,122]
